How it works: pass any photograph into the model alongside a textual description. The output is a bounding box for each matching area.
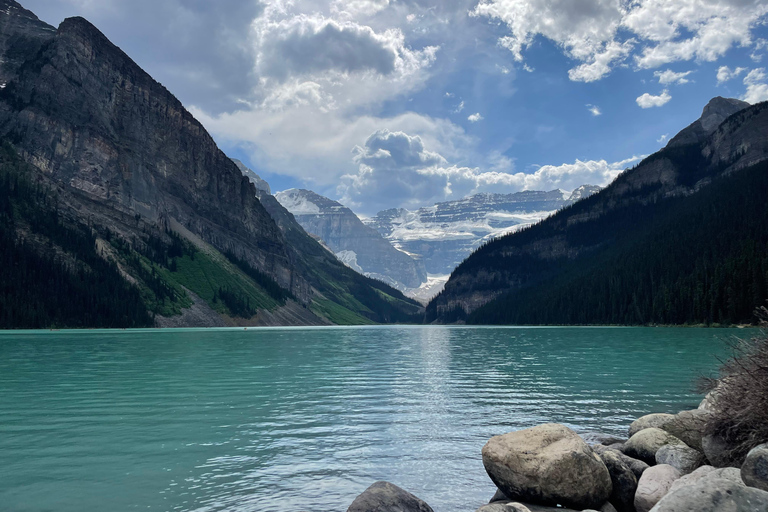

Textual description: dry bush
[702,307,768,465]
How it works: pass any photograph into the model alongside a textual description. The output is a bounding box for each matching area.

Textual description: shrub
[701,307,768,464]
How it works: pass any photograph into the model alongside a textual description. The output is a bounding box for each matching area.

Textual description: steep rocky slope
[0,2,421,327]
[276,189,428,291]
[428,97,762,325]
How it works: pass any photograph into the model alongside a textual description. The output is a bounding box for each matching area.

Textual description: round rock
[482,423,612,510]
[624,428,684,465]
[650,474,768,512]
[667,465,744,495]
[628,414,675,438]
[347,481,434,512]
[655,443,706,475]
[634,464,682,512]
[743,443,768,492]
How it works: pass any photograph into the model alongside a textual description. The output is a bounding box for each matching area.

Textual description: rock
[624,428,684,465]
[701,431,743,468]
[660,409,710,451]
[634,464,682,512]
[476,503,532,512]
[581,433,627,447]
[655,443,706,475]
[649,474,768,512]
[743,443,768,492]
[628,414,675,438]
[667,465,744,495]
[599,503,618,512]
[490,488,510,503]
[593,444,650,480]
[347,481,433,512]
[482,424,612,510]
[595,448,638,512]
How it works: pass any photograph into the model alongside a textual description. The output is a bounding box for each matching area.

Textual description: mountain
[232,159,271,194]
[275,189,428,291]
[427,97,763,326]
[366,187,600,278]
[0,1,421,328]
[667,97,749,148]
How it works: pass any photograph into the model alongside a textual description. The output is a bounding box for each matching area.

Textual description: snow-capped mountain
[365,187,601,285]
[275,189,428,291]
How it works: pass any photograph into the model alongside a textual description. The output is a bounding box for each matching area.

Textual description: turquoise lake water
[0,326,753,512]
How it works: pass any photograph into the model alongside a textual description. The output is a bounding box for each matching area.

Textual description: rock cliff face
[428,98,768,325]
[276,189,428,290]
[232,159,271,194]
[0,3,422,326]
[366,188,600,276]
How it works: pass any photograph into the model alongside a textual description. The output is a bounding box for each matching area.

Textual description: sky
[22,0,768,215]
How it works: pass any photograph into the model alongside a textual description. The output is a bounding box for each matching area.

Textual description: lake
[0,326,752,512]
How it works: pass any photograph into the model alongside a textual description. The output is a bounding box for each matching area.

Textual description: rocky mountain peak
[668,96,749,148]
[232,159,271,194]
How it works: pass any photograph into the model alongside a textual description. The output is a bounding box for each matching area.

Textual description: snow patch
[275,189,321,215]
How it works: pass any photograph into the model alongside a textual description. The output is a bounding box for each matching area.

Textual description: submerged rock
[743,443,768,492]
[634,464,681,512]
[655,443,706,475]
[482,424,612,510]
[624,428,684,465]
[347,481,433,512]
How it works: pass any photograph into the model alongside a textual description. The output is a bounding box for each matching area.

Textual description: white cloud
[636,90,672,108]
[717,65,747,84]
[587,104,602,116]
[337,129,642,213]
[655,69,692,85]
[743,68,768,104]
[473,0,768,81]
[657,133,669,143]
[468,113,484,122]
[453,101,465,113]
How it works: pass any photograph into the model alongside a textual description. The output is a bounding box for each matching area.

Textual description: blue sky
[23,0,768,215]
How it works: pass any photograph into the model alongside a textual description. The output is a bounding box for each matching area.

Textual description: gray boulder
[593,444,650,479]
[347,481,433,512]
[624,428,684,465]
[660,409,710,451]
[628,414,675,438]
[743,443,768,492]
[490,488,510,503]
[634,464,681,512]
[595,448,638,512]
[667,465,744,495]
[655,443,706,475]
[482,424,612,510]
[476,503,532,512]
[701,431,743,468]
[649,474,768,511]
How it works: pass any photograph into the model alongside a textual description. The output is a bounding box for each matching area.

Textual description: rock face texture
[232,159,271,194]
[667,97,749,148]
[0,0,55,84]
[276,189,428,290]
[482,424,612,510]
[347,481,434,512]
[649,472,768,512]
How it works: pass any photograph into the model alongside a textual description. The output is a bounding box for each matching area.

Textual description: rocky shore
[345,392,768,512]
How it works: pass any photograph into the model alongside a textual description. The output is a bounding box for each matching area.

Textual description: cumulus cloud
[655,69,692,85]
[338,129,641,213]
[473,0,768,81]
[468,113,484,122]
[717,65,747,84]
[636,90,672,108]
[587,104,602,116]
[743,68,768,104]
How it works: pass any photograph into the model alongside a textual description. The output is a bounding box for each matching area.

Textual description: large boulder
[667,465,743,495]
[490,488,510,503]
[595,448,638,512]
[701,430,743,468]
[628,414,675,438]
[743,443,768,492]
[649,474,768,511]
[660,409,710,451]
[634,465,681,512]
[347,481,433,512]
[655,443,706,475]
[624,428,684,465]
[482,424,612,510]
